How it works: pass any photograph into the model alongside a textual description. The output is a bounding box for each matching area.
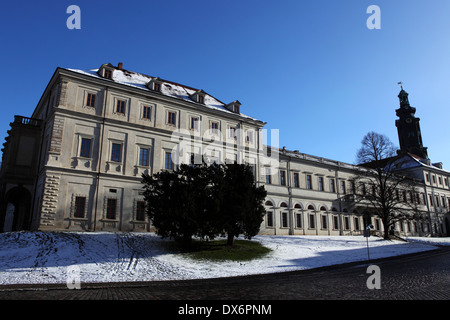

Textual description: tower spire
[394,87,428,159]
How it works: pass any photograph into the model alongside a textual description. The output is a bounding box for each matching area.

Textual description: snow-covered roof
[401,153,449,173]
[66,65,264,124]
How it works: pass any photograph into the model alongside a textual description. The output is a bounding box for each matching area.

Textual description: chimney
[118,62,123,70]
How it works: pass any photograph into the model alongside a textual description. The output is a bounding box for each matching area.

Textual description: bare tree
[354,132,423,239]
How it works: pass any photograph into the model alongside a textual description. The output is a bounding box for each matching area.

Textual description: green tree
[142,161,267,248]
[218,163,267,246]
[142,162,214,248]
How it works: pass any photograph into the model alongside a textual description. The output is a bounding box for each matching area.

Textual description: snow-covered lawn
[0,231,449,285]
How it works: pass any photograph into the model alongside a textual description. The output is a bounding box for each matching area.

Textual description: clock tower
[395,87,428,159]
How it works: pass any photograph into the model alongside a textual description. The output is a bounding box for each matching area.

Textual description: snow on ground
[0,231,449,285]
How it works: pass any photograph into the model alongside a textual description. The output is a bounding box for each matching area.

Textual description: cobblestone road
[0,247,449,301]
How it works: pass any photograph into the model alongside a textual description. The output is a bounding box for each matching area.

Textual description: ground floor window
[354,217,360,231]
[296,213,302,228]
[266,211,274,227]
[344,216,350,230]
[281,212,288,228]
[136,201,146,221]
[375,218,381,231]
[74,196,86,218]
[321,215,327,229]
[309,214,315,229]
[106,198,117,220]
[333,215,339,230]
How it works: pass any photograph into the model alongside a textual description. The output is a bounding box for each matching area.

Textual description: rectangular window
[333,216,339,230]
[321,215,327,229]
[293,172,299,188]
[340,181,346,194]
[142,105,151,120]
[80,138,92,158]
[309,214,315,229]
[416,193,421,204]
[104,69,112,79]
[74,196,86,218]
[116,99,125,114]
[246,131,253,143]
[306,175,312,190]
[329,178,335,193]
[281,212,288,228]
[136,201,146,221]
[111,143,122,162]
[106,198,117,220]
[318,177,324,191]
[344,217,350,230]
[265,168,272,184]
[165,152,174,170]
[190,117,199,130]
[198,95,204,104]
[229,126,236,139]
[86,93,96,107]
[296,213,302,228]
[210,121,219,135]
[280,170,286,186]
[167,111,176,125]
[266,211,274,227]
[354,217,360,230]
[139,148,150,166]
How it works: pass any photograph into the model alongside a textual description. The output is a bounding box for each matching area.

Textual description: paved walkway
[0,247,449,300]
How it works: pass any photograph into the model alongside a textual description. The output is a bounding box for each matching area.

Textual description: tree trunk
[383,227,390,240]
[227,233,235,246]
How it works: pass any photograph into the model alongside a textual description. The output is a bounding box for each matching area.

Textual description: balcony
[13,116,42,127]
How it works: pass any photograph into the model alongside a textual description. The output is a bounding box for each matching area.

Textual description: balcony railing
[13,115,42,127]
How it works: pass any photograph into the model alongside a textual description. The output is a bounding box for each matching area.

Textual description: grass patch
[183,239,272,262]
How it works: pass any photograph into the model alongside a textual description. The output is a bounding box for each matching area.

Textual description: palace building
[1,63,449,237]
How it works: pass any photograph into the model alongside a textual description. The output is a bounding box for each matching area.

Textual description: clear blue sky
[1,0,449,167]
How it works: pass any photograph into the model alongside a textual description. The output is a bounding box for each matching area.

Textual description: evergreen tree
[141,161,266,248]
[218,163,267,246]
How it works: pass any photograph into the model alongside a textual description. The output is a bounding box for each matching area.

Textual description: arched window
[320,206,327,211]
[265,201,273,206]
[307,205,314,210]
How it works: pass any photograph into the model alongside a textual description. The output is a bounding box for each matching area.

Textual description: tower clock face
[405,118,412,124]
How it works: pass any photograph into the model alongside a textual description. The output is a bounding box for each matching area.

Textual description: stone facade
[1,63,449,237]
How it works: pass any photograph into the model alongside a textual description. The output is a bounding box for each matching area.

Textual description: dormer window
[226,100,241,114]
[190,89,206,104]
[97,63,115,80]
[104,69,112,80]
[146,77,162,92]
